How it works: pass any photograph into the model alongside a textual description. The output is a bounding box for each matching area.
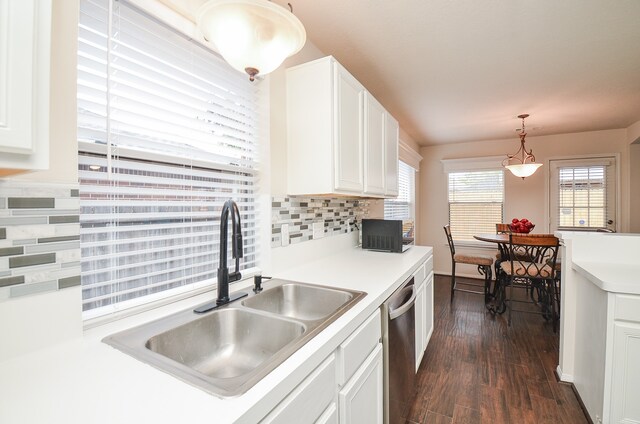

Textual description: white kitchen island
[0,238,432,424]
[557,232,640,424]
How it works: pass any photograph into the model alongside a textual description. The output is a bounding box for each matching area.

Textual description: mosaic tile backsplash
[271,196,370,248]
[0,182,81,301]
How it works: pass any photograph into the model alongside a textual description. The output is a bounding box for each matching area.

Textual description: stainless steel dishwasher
[381,275,416,424]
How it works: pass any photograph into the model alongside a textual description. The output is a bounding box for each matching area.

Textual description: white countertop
[0,246,432,424]
[572,260,640,295]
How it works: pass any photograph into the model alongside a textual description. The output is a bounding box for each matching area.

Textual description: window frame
[548,155,618,233]
[78,0,266,323]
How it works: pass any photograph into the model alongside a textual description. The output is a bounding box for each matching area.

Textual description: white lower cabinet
[261,354,336,424]
[261,309,383,424]
[415,283,425,371]
[424,272,434,347]
[339,344,383,424]
[610,297,640,423]
[414,257,434,371]
[316,402,338,424]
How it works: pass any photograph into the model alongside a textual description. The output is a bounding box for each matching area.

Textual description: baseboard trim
[556,365,574,383]
[554,366,593,424]
[569,383,594,424]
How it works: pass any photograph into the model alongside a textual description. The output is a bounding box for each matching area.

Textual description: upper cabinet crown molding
[0,0,52,175]
[287,56,399,198]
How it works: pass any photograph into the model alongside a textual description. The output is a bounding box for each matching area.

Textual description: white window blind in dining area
[77,0,261,317]
[448,170,504,241]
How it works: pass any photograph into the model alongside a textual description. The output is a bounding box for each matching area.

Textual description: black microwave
[361,219,413,253]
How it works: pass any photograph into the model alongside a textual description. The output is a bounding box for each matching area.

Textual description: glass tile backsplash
[271,196,369,248]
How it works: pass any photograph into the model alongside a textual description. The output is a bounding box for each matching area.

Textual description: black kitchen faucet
[194,199,246,313]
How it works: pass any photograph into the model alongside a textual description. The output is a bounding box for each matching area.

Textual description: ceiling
[166,0,640,146]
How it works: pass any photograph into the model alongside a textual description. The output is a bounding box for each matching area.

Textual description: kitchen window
[77,0,261,318]
[385,160,416,238]
[448,170,504,241]
[549,157,616,232]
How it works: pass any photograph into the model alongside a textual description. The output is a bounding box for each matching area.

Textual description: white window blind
[550,158,616,231]
[384,161,415,220]
[78,0,261,317]
[448,170,504,241]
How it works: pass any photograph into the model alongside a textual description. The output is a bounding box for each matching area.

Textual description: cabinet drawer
[261,354,336,424]
[615,294,640,322]
[337,309,381,385]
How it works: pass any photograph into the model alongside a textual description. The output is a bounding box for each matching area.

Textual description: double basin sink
[103,280,366,397]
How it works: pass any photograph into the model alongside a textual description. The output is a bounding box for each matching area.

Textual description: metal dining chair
[443,225,494,302]
[501,233,560,331]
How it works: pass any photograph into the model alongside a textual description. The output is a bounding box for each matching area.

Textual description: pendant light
[502,114,542,179]
[197,0,306,81]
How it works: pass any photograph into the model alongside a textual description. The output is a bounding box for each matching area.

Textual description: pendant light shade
[197,0,306,81]
[505,163,542,178]
[502,114,542,179]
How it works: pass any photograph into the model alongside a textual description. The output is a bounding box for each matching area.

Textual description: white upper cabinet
[363,92,385,195]
[0,0,51,174]
[334,63,365,193]
[287,56,398,198]
[384,113,399,196]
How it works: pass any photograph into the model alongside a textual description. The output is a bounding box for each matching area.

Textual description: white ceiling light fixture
[502,114,542,179]
[197,0,306,81]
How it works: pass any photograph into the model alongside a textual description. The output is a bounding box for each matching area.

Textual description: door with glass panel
[549,157,617,232]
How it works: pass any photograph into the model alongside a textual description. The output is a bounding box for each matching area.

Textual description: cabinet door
[315,402,338,424]
[384,112,399,196]
[262,354,336,424]
[424,272,434,347]
[610,321,640,423]
[415,283,425,370]
[364,93,385,195]
[0,0,50,170]
[333,64,364,193]
[339,344,383,424]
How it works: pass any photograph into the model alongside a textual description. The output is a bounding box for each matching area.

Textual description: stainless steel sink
[146,308,305,380]
[103,279,365,397]
[242,283,354,321]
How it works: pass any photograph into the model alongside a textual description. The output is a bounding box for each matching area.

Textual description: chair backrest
[443,225,456,257]
[496,223,511,234]
[507,233,560,279]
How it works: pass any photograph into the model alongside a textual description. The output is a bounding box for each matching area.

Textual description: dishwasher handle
[388,285,416,320]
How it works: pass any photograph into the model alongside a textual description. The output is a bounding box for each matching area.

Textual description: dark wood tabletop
[473,233,510,244]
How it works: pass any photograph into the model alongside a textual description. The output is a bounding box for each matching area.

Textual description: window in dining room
[448,170,504,241]
[549,157,617,232]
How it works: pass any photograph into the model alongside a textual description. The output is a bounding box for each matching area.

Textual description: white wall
[419,128,631,276]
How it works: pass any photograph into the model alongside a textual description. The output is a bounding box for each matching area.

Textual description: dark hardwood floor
[405,275,589,424]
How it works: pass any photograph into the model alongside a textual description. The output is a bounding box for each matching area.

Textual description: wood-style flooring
[405,275,589,424]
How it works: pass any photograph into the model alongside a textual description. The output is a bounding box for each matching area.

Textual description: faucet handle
[253,275,272,293]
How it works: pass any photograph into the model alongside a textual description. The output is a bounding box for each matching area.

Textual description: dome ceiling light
[197,0,306,81]
[502,114,542,179]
